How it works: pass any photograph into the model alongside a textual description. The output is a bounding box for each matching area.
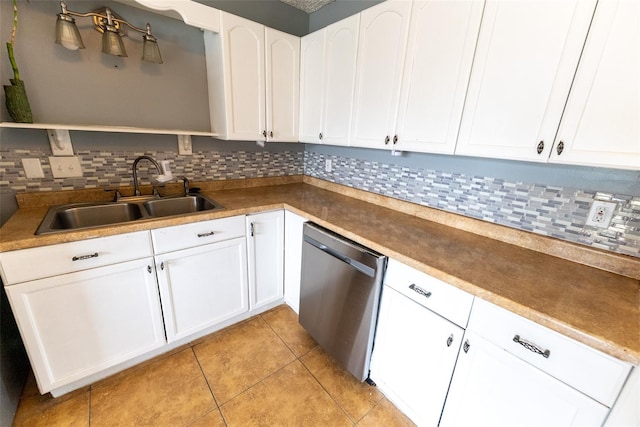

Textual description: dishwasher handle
[304,234,376,277]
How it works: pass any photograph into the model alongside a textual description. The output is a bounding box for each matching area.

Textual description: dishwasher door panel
[299,223,386,381]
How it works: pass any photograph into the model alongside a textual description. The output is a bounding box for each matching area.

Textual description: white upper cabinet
[455,0,597,162]
[550,0,640,170]
[350,0,412,149]
[394,0,483,154]
[299,29,326,143]
[299,15,361,145]
[205,12,299,142]
[265,28,300,142]
[321,15,360,146]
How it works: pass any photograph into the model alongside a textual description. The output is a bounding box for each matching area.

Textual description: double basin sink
[36,195,224,235]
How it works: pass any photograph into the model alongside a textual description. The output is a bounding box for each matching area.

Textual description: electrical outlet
[48,156,83,178]
[585,200,617,228]
[325,159,332,172]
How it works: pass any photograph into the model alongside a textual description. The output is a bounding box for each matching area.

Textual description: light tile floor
[12,304,415,426]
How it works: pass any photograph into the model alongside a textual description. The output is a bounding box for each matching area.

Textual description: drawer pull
[446,334,454,347]
[463,339,470,353]
[72,252,99,262]
[513,335,550,358]
[197,231,215,238]
[409,283,432,299]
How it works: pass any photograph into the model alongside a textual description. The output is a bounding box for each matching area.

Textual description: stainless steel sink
[143,195,223,218]
[35,195,224,235]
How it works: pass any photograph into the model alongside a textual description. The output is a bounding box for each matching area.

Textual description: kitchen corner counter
[1,177,638,365]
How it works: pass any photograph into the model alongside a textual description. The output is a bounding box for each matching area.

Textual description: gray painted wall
[308,0,383,32]
[1,1,211,130]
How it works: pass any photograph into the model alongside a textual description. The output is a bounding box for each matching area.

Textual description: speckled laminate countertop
[1,177,638,364]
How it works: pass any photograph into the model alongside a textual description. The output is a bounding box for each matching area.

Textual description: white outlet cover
[49,156,83,178]
[585,200,617,228]
[22,158,45,179]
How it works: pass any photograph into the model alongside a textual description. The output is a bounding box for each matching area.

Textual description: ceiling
[280,0,335,13]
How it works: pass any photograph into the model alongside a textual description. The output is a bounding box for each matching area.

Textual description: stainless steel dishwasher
[299,222,387,382]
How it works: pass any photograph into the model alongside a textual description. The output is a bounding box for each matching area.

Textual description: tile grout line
[189,345,228,427]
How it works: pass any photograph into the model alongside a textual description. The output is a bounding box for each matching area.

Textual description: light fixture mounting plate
[92,8,127,36]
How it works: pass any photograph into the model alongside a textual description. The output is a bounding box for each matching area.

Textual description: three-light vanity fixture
[55,0,163,63]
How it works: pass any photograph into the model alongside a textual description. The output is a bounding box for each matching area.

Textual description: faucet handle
[104,188,123,202]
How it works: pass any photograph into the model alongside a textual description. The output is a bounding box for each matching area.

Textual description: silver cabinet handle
[147,265,152,273]
[250,222,255,237]
[537,140,544,154]
[269,131,273,138]
[409,283,432,299]
[463,339,470,353]
[513,335,550,358]
[393,135,398,144]
[160,262,165,270]
[262,130,267,138]
[556,140,565,155]
[446,334,454,347]
[197,231,215,238]
[384,135,390,145]
[72,252,98,261]
[319,132,323,140]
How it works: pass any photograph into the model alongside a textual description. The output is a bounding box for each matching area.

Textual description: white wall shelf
[0,122,218,138]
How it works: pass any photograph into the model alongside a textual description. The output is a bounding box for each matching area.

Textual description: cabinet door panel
[299,29,325,143]
[221,12,265,140]
[351,0,412,148]
[551,0,640,169]
[156,238,249,342]
[322,14,360,146]
[370,286,463,426]
[395,0,482,154]
[6,258,165,393]
[455,0,596,162]
[247,211,284,311]
[440,331,609,427]
[266,28,300,142]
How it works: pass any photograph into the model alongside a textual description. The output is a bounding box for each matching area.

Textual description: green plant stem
[6,42,20,81]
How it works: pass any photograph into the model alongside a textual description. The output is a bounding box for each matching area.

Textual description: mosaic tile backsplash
[0,147,638,258]
[305,151,640,258]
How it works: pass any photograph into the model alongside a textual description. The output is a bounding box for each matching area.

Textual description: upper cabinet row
[299,0,639,170]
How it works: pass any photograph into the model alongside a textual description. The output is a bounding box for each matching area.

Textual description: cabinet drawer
[469,298,631,407]
[384,259,474,328]
[0,231,152,284]
[151,216,246,254]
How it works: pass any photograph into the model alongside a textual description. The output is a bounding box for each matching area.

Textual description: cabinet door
[370,286,464,426]
[265,28,300,142]
[6,258,165,393]
[283,210,308,313]
[220,12,265,141]
[246,210,284,311]
[155,238,249,342]
[299,28,326,143]
[350,0,412,149]
[322,14,360,146]
[550,0,640,169]
[394,0,483,154]
[439,331,609,427]
[455,0,596,162]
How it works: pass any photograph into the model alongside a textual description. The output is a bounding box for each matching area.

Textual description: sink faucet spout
[132,156,162,196]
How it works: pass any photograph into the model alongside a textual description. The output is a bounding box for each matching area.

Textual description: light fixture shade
[55,14,85,50]
[142,34,163,64]
[102,27,127,57]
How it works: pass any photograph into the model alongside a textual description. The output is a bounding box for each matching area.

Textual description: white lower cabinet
[151,216,249,342]
[371,286,464,426]
[283,210,308,313]
[154,238,249,342]
[439,299,632,427]
[440,330,610,427]
[370,259,474,426]
[5,257,165,394]
[246,210,285,311]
